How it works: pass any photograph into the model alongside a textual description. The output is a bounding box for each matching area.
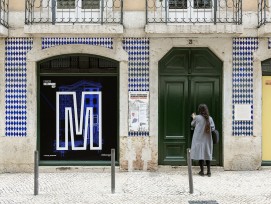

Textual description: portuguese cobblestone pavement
[0,167,270,204]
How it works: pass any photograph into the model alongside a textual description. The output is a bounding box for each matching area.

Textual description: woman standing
[191,104,215,177]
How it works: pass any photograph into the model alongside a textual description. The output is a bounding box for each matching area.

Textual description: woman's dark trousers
[199,160,211,175]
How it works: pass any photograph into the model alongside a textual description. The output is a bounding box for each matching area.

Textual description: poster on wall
[128,91,149,132]
[40,76,118,161]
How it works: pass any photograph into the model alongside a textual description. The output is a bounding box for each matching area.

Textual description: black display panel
[39,76,118,161]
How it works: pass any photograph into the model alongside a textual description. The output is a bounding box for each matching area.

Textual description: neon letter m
[56,91,102,150]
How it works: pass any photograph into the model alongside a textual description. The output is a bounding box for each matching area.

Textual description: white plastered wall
[0,37,129,172]
[222,38,266,171]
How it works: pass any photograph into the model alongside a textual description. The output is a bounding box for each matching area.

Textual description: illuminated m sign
[56,91,102,150]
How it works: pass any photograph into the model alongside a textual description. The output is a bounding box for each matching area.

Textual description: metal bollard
[34,150,39,195]
[187,148,193,194]
[111,148,115,194]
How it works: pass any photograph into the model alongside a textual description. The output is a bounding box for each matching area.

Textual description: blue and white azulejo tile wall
[42,37,113,49]
[232,38,259,136]
[123,38,149,92]
[4,37,149,137]
[123,38,150,136]
[5,37,113,137]
[5,38,33,137]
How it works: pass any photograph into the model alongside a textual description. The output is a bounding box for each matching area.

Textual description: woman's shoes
[198,171,204,176]
[198,171,211,177]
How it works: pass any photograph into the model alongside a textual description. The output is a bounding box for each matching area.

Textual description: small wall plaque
[234,104,252,121]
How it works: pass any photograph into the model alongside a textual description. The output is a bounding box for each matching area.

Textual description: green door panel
[190,76,221,164]
[163,142,186,163]
[159,48,222,166]
[159,49,189,75]
[191,48,222,75]
[190,77,219,115]
[159,76,188,165]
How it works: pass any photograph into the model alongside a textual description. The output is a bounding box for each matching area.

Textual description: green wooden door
[190,76,221,164]
[159,76,188,165]
[159,48,222,165]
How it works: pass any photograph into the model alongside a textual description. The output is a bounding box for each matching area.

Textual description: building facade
[0,0,270,172]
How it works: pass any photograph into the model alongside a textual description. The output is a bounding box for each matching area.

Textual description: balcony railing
[146,0,242,24]
[0,0,8,28]
[25,0,123,25]
[258,0,269,27]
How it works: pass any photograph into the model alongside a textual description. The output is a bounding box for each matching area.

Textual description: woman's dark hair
[198,104,210,133]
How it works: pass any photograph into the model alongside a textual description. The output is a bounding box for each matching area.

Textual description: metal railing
[0,0,8,28]
[258,0,268,27]
[146,0,242,24]
[25,0,123,25]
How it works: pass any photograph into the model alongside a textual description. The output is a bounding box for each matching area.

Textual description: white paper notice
[234,104,252,120]
[129,91,149,132]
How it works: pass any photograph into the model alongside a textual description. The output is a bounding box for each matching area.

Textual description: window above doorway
[168,0,212,9]
[39,55,118,73]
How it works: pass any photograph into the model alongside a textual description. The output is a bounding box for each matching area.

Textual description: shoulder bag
[212,129,219,144]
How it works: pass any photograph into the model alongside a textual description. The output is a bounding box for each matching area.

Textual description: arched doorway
[37,54,119,165]
[158,48,222,166]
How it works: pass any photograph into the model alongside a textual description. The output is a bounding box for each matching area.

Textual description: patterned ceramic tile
[42,37,113,49]
[5,37,149,137]
[123,38,149,92]
[123,38,150,136]
[5,38,33,137]
[232,38,258,136]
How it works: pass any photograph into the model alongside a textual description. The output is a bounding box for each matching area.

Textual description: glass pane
[82,0,100,9]
[40,55,117,73]
[51,57,71,68]
[57,0,75,9]
[194,0,212,9]
[262,60,271,73]
[169,0,187,9]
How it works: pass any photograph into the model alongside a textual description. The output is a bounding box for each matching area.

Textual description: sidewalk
[0,167,270,204]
